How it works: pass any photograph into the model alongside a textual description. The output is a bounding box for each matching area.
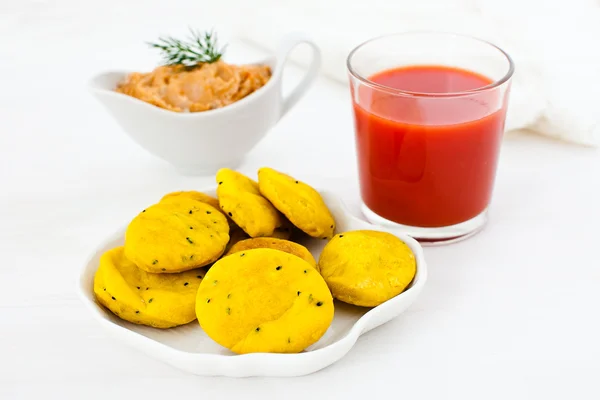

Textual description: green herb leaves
[148,29,225,68]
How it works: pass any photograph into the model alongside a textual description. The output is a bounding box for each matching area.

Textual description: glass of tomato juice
[347,32,514,243]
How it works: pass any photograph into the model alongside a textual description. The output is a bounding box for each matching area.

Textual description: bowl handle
[275,33,322,117]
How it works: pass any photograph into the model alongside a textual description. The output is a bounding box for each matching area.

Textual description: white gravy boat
[89,33,321,175]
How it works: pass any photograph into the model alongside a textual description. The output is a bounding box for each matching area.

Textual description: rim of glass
[346,31,515,98]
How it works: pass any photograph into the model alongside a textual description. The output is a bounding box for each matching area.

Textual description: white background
[2,1,600,399]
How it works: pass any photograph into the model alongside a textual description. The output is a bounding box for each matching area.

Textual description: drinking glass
[347,32,514,243]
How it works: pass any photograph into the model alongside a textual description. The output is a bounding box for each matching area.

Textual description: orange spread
[116,61,271,112]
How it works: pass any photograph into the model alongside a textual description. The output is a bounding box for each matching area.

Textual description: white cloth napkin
[231,0,600,146]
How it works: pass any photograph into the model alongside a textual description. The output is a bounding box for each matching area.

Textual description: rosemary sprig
[148,29,226,68]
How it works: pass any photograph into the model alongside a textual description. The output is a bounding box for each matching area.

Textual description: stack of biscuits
[94,167,416,354]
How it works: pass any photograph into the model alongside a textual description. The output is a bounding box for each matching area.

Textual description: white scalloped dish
[77,189,427,377]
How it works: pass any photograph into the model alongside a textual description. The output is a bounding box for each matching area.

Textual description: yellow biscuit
[225,237,317,269]
[318,230,416,307]
[94,247,205,328]
[216,168,284,238]
[161,190,221,211]
[161,190,238,230]
[258,167,335,239]
[196,249,334,354]
[125,197,229,273]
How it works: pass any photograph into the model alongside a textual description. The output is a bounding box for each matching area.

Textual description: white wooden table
[2,2,599,398]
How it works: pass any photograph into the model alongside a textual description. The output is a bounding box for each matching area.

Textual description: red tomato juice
[352,65,507,227]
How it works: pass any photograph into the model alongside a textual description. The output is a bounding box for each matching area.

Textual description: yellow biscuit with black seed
[161,190,238,230]
[257,167,335,239]
[216,168,284,238]
[196,248,334,354]
[225,237,317,269]
[318,230,416,307]
[94,247,205,328]
[125,197,229,273]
